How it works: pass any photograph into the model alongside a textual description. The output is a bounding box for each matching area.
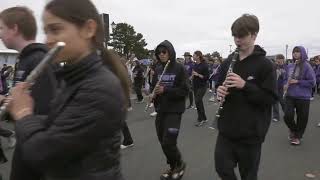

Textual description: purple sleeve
[298,63,316,88]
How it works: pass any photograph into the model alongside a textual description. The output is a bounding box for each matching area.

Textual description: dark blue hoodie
[151,40,189,113]
[287,46,316,100]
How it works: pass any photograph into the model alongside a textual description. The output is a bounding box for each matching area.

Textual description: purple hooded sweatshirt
[313,64,320,83]
[286,46,316,100]
[184,60,194,77]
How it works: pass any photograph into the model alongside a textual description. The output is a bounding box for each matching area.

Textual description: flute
[215,47,240,120]
[0,42,65,120]
[283,61,298,98]
[145,60,170,112]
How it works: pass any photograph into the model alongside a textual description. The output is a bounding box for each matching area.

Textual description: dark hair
[45,0,130,107]
[293,47,300,53]
[231,14,259,38]
[0,6,37,40]
[276,54,285,60]
[194,51,204,62]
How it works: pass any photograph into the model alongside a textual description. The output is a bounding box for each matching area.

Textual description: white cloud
[1,0,319,58]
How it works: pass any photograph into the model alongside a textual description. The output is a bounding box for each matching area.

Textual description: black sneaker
[171,161,186,180]
[160,166,173,180]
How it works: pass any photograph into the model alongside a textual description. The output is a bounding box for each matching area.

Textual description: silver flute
[145,60,171,112]
[283,61,298,98]
[0,42,65,120]
[215,47,240,120]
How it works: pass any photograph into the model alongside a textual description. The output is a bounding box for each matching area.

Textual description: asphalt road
[1,92,320,180]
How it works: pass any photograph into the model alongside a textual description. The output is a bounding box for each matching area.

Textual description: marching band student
[192,51,209,127]
[183,52,194,109]
[0,6,57,180]
[151,40,188,180]
[283,46,316,145]
[7,0,129,179]
[215,14,278,180]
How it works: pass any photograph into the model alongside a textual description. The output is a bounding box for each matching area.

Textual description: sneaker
[209,97,215,102]
[288,131,295,141]
[150,111,157,117]
[186,105,194,109]
[195,121,204,127]
[203,119,208,123]
[135,100,144,104]
[317,122,320,127]
[194,107,197,110]
[127,107,133,111]
[272,118,279,122]
[290,138,301,145]
[209,89,213,93]
[120,143,134,149]
[208,126,215,130]
[171,161,186,180]
[149,103,154,108]
[7,132,16,148]
[160,166,173,180]
[310,97,314,100]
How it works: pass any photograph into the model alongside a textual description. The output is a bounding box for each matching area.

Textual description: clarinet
[215,47,240,120]
[0,42,65,120]
[283,61,298,98]
[145,60,171,112]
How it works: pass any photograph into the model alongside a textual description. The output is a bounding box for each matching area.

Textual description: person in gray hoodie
[283,46,316,145]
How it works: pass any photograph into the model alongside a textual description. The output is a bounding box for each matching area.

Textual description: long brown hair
[45,0,130,107]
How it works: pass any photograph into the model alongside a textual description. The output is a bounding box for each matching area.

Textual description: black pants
[122,121,133,145]
[194,86,207,121]
[134,83,143,101]
[155,112,182,167]
[188,80,193,106]
[272,89,286,120]
[0,127,14,138]
[312,82,320,96]
[284,97,310,138]
[215,135,261,180]
[0,140,7,164]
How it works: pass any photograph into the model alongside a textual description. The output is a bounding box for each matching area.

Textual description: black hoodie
[216,45,278,144]
[151,40,189,113]
[10,43,58,180]
[13,43,57,115]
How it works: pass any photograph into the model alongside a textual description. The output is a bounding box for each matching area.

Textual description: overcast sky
[1,0,319,58]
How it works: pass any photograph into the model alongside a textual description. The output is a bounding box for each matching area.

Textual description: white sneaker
[310,97,314,100]
[209,89,213,93]
[317,122,320,127]
[150,111,157,117]
[149,103,154,108]
[209,97,215,102]
[127,107,133,111]
[120,143,134,149]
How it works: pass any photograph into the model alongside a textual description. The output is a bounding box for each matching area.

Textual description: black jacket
[132,64,144,86]
[14,53,125,180]
[216,45,278,144]
[151,40,189,113]
[192,61,209,89]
